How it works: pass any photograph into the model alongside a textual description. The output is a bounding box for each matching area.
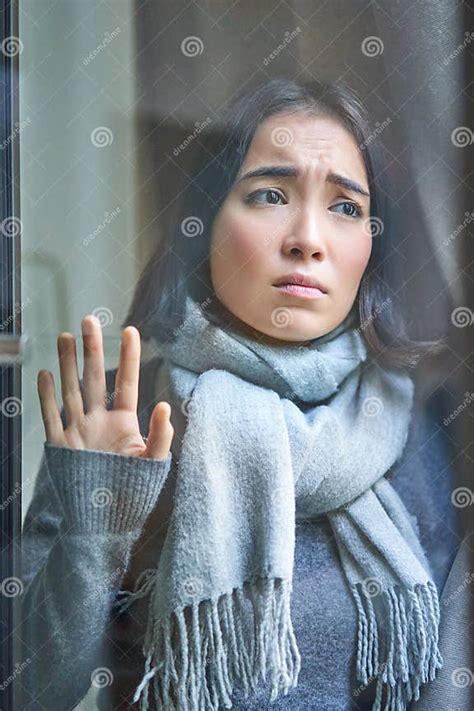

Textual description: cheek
[212,210,268,271]
[334,234,372,284]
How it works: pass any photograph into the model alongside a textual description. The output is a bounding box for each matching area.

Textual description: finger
[81,315,107,412]
[113,326,141,412]
[37,370,65,445]
[57,332,85,425]
[145,401,174,460]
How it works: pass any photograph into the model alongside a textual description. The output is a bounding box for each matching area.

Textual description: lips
[273,272,327,293]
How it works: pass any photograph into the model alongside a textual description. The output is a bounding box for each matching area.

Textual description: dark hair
[122,77,446,371]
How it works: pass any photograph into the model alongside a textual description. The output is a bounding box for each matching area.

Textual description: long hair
[122,77,446,371]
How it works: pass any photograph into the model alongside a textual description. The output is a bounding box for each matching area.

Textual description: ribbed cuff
[44,443,172,533]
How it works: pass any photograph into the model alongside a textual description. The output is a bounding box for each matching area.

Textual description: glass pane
[17,2,471,710]
[19,2,145,709]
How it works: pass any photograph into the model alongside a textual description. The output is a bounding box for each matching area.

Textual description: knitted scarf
[116,295,443,711]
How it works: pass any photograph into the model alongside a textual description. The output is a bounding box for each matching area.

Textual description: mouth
[273,283,327,300]
[272,271,328,300]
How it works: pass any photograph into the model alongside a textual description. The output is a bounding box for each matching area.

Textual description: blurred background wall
[21,0,138,508]
[20,4,138,705]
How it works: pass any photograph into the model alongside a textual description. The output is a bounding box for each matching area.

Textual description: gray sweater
[20,357,461,710]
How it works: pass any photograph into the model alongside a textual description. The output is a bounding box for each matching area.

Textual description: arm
[21,313,173,709]
[19,440,172,711]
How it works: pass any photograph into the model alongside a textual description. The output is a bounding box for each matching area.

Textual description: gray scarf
[117,295,442,711]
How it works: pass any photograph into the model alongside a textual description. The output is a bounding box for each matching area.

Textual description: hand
[37,316,174,460]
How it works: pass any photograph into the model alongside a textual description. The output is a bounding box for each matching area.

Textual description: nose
[282,205,326,261]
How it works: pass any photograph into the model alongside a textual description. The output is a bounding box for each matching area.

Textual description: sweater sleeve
[19,441,172,711]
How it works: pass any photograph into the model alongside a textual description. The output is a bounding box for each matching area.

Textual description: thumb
[145,401,174,460]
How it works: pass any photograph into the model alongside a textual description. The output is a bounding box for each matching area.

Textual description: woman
[22,78,460,710]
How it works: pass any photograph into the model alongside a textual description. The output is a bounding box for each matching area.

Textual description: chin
[249,322,318,346]
[264,309,325,340]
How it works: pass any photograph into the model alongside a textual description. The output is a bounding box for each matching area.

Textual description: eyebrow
[235,165,370,198]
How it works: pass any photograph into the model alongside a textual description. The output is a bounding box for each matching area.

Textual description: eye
[245,189,286,206]
[330,201,362,218]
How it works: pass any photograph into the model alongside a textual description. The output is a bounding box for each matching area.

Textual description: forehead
[239,111,367,181]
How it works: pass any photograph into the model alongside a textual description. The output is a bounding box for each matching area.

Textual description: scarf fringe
[114,568,157,615]
[113,574,442,710]
[352,579,443,711]
[122,574,301,710]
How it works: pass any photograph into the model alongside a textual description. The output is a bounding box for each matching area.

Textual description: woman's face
[209,111,373,344]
